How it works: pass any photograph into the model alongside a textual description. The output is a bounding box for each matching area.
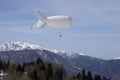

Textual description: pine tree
[36,58,43,64]
[86,71,93,80]
[76,72,81,80]
[29,69,38,80]
[33,69,38,80]
[16,64,23,73]
[46,63,53,80]
[81,69,86,80]
[37,58,46,70]
[0,60,2,70]
[94,75,101,80]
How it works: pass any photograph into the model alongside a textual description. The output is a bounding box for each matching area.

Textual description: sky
[0,0,120,59]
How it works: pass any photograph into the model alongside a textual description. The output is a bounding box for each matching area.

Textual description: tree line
[0,58,110,80]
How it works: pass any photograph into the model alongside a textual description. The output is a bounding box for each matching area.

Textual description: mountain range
[0,41,120,80]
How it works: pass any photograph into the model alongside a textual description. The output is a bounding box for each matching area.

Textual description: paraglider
[31,10,72,30]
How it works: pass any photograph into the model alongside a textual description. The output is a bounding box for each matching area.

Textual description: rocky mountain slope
[0,41,120,80]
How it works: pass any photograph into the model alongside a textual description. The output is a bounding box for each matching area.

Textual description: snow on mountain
[0,41,86,58]
[0,41,66,55]
[113,57,120,60]
[0,41,42,51]
[45,49,86,58]
[0,41,120,80]
[44,48,66,54]
[44,48,73,58]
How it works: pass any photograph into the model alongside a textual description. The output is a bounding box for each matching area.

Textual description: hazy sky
[0,0,120,59]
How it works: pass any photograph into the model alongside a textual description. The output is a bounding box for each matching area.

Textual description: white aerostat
[31,10,72,29]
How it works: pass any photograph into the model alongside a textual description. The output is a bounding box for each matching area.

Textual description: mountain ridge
[0,41,42,51]
[0,41,88,58]
[0,41,120,80]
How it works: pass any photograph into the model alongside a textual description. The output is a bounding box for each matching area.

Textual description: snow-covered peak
[0,41,42,51]
[44,48,87,58]
[0,41,86,59]
[113,57,120,60]
[44,48,66,54]
[77,53,86,56]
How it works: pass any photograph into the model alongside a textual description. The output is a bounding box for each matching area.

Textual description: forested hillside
[0,58,110,80]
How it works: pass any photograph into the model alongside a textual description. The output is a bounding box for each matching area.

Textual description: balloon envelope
[31,10,72,30]
[46,16,72,29]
